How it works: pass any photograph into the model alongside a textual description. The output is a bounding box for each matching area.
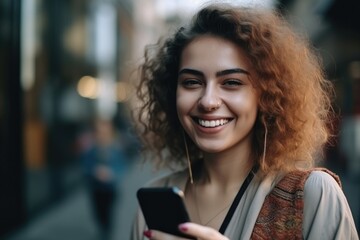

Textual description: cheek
[176,97,189,132]
[227,92,258,116]
[176,90,197,115]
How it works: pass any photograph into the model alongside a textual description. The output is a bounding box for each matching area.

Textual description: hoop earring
[262,124,268,166]
[183,132,194,184]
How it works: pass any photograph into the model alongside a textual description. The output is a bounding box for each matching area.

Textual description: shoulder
[303,170,359,239]
[303,170,350,225]
[270,168,340,195]
[304,170,342,197]
[303,169,345,210]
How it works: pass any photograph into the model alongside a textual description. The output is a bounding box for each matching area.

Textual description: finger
[144,229,190,240]
[179,223,229,240]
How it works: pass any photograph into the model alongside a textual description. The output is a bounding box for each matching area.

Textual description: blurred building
[1,0,135,237]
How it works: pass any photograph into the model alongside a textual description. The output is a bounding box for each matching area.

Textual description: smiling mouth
[193,117,233,128]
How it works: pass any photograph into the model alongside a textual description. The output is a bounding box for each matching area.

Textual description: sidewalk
[5,161,169,240]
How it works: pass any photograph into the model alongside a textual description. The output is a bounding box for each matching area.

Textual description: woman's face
[176,35,258,154]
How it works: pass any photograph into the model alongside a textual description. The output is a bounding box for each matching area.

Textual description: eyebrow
[217,68,249,76]
[178,68,249,77]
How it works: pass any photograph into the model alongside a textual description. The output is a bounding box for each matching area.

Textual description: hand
[143,222,229,240]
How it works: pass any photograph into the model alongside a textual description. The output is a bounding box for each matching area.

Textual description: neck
[198,144,254,190]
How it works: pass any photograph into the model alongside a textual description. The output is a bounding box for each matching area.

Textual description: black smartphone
[136,187,195,239]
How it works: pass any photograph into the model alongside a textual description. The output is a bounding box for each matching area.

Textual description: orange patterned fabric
[251,168,341,240]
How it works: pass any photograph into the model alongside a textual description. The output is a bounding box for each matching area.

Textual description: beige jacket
[131,168,358,240]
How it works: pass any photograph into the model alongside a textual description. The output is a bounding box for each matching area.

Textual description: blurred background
[0,0,359,239]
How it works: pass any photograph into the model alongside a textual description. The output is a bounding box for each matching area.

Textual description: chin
[198,145,225,154]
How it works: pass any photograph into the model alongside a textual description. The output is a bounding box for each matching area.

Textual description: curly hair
[134,4,334,173]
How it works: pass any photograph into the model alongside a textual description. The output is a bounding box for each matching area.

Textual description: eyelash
[179,78,244,89]
[223,79,243,86]
[180,79,202,88]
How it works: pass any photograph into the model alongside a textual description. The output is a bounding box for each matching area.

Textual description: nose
[198,85,221,111]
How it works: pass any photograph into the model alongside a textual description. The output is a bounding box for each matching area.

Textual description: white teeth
[198,119,229,128]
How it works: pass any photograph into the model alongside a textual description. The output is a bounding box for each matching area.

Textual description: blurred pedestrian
[81,118,128,240]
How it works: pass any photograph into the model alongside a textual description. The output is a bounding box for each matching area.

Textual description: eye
[223,79,243,87]
[180,79,203,89]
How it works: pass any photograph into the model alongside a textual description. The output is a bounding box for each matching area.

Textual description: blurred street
[4,161,359,240]
[4,161,170,240]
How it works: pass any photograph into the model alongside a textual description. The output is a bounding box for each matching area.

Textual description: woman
[131,3,358,240]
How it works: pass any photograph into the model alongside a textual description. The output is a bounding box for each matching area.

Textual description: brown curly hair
[134,4,334,173]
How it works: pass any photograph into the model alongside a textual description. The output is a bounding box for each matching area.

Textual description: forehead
[179,35,252,73]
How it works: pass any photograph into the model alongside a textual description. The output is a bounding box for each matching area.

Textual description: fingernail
[179,223,188,232]
[143,230,152,238]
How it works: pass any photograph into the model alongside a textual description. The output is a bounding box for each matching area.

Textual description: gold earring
[262,124,268,166]
[183,132,194,184]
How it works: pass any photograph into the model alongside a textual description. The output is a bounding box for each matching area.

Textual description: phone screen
[137,187,195,239]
